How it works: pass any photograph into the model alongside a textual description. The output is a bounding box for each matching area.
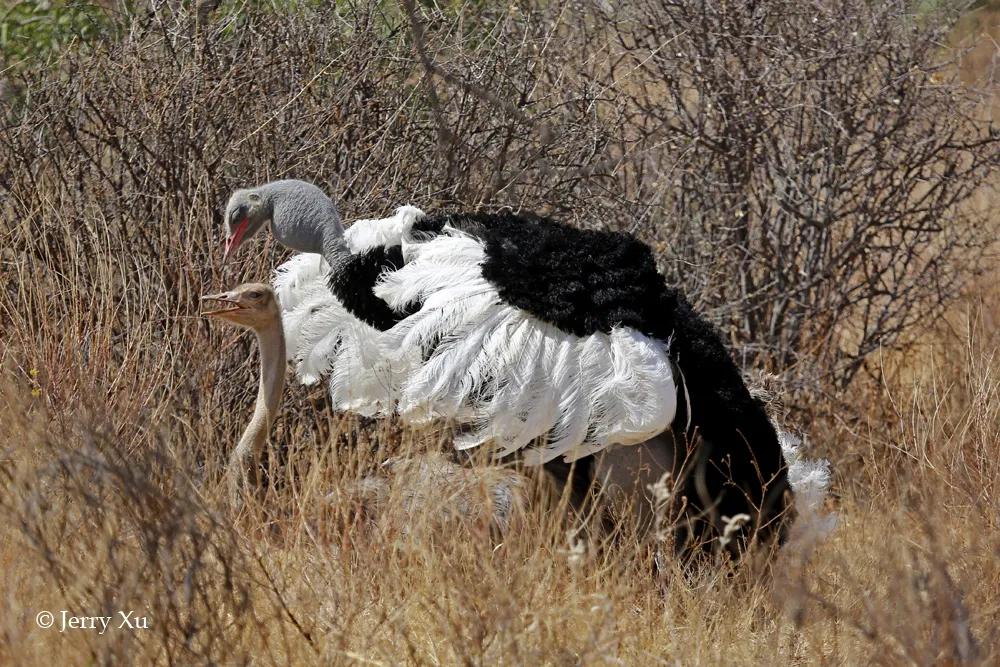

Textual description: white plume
[273,252,401,414]
[780,430,838,552]
[374,231,678,463]
[345,205,425,253]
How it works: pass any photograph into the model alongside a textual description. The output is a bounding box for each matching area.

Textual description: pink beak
[223,217,250,265]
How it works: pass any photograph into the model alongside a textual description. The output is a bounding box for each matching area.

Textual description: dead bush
[1,0,995,410]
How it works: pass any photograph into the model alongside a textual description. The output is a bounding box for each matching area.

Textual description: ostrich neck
[236,323,286,461]
[321,225,353,272]
[259,181,350,268]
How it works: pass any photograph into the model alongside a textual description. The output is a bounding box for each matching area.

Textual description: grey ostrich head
[222,179,345,263]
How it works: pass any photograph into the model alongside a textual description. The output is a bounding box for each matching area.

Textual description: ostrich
[220,180,793,555]
[201,283,284,505]
[200,282,526,532]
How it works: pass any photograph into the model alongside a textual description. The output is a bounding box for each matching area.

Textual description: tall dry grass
[1,1,998,664]
[1,304,998,664]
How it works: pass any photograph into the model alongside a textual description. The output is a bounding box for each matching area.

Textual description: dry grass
[1,309,998,664]
[1,1,999,665]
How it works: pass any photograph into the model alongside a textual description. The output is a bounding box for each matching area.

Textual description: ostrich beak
[200,292,242,319]
[222,217,250,265]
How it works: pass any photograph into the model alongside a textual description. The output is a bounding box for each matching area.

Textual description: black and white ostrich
[220,179,794,554]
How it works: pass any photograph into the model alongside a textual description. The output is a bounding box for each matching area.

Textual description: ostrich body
[201,282,526,531]
[221,180,792,552]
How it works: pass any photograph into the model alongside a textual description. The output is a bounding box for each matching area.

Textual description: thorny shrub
[2,1,996,398]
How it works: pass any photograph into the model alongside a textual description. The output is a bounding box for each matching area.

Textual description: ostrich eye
[230,203,248,223]
[247,290,263,299]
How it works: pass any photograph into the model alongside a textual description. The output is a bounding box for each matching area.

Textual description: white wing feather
[374,231,678,463]
[344,205,425,254]
[273,215,677,462]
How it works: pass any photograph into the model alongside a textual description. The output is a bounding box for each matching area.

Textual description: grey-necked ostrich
[220,180,794,555]
[201,282,526,532]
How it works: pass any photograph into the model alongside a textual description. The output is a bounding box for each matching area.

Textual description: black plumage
[667,293,791,550]
[327,245,407,331]
[413,212,667,337]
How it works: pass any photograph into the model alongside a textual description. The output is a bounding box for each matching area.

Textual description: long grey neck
[257,180,352,270]
[234,323,286,467]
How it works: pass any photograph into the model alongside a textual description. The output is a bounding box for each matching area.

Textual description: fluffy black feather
[327,245,407,331]
[666,292,792,551]
[413,212,667,337]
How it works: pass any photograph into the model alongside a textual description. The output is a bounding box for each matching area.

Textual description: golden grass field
[2,259,998,666]
[1,2,998,665]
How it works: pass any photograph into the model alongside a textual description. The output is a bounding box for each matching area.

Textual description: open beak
[200,292,242,318]
[222,217,250,266]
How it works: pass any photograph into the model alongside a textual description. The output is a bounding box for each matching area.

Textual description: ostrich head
[221,179,344,264]
[200,283,280,330]
[222,189,268,264]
